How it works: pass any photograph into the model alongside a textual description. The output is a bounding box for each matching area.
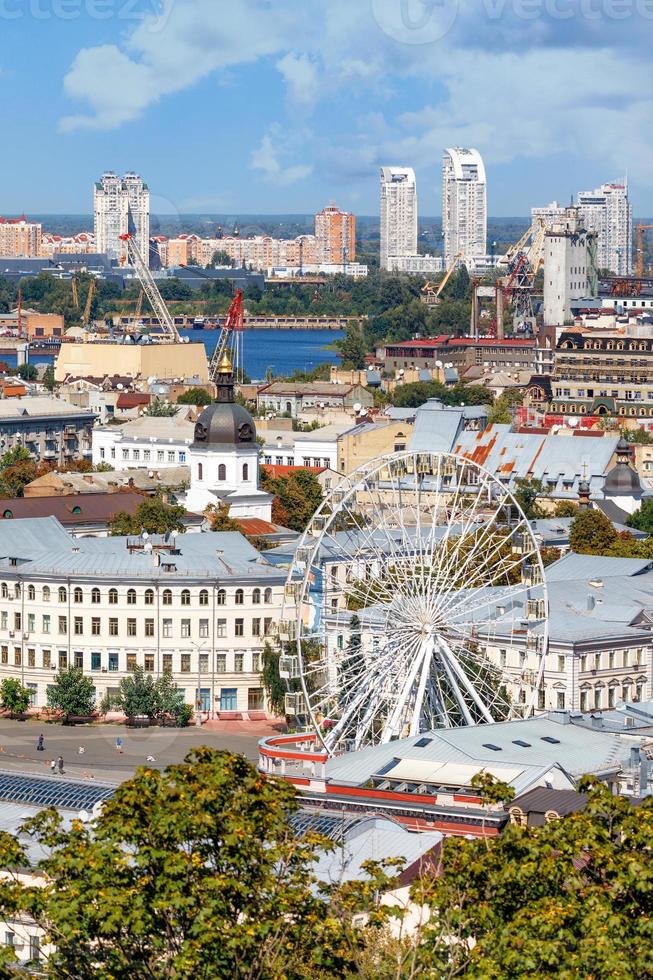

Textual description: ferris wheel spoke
[288,451,549,753]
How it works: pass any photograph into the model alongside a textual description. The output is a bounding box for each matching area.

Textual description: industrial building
[0,396,95,465]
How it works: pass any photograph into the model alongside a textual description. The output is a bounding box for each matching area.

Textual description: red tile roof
[116,393,151,409]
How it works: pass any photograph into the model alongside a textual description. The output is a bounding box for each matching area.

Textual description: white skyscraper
[576,180,632,276]
[379,167,417,271]
[442,148,487,266]
[94,171,150,265]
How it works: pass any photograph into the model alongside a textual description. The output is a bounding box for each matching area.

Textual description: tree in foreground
[627,498,653,534]
[14,749,383,978]
[46,666,95,722]
[0,678,30,717]
[176,386,213,406]
[412,778,653,979]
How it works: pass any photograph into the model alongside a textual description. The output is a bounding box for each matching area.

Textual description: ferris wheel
[280,450,549,755]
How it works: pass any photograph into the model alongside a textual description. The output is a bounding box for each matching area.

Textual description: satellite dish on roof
[142,530,149,539]
[568,417,579,427]
[116,383,123,390]
[92,802,104,819]
[77,809,90,823]
[435,360,443,368]
[353,403,362,413]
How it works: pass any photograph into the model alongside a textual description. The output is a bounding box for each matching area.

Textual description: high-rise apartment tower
[379,167,417,271]
[576,180,632,276]
[442,148,487,266]
[94,172,150,264]
[315,205,356,266]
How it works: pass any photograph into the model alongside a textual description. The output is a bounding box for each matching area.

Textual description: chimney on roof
[587,594,595,611]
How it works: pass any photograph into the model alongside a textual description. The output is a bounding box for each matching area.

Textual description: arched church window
[218,464,226,481]
[198,462,203,481]
[242,463,249,481]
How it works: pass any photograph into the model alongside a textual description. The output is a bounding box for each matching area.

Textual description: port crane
[421,252,466,306]
[119,233,180,342]
[177,263,245,384]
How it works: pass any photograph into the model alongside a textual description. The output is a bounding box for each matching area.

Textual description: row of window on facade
[1,612,274,639]
[99,446,187,464]
[0,645,263,674]
[1,584,275,605]
[196,462,249,481]
[262,455,330,468]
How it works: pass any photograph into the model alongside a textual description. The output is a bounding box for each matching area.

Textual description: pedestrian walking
[115,737,123,754]
[49,759,56,773]
[36,734,44,752]
[56,756,64,775]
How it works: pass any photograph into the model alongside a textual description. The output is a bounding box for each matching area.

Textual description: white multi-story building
[92,410,194,471]
[531,200,567,228]
[0,517,285,715]
[543,208,594,326]
[379,167,418,271]
[94,171,150,264]
[576,180,632,276]
[442,148,487,266]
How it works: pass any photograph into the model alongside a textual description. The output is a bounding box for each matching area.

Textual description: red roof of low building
[385,336,536,349]
[116,392,151,409]
[0,492,144,525]
[236,518,281,536]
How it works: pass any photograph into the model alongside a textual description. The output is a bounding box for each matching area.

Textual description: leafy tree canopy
[176,387,213,406]
[10,749,377,978]
[144,397,178,417]
[260,467,323,532]
[627,498,653,534]
[569,508,619,555]
[46,666,96,721]
[109,496,187,536]
[0,678,30,716]
[389,380,494,409]
[102,666,190,725]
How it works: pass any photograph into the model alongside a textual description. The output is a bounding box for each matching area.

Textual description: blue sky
[1,0,652,217]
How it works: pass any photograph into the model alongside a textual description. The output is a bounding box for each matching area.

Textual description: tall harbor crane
[209,289,244,385]
[119,233,180,342]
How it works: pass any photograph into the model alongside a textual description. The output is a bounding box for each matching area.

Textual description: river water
[9,328,344,382]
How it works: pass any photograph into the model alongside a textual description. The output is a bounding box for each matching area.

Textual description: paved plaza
[0,719,263,786]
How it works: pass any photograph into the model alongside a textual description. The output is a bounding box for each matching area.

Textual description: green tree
[337,323,367,370]
[513,478,548,520]
[102,666,189,726]
[15,749,365,978]
[262,641,286,715]
[627,498,653,534]
[207,502,241,532]
[0,677,30,717]
[46,666,96,722]
[211,249,233,267]
[0,446,31,470]
[144,397,178,417]
[42,364,56,392]
[260,467,323,532]
[109,496,187,536]
[0,459,37,497]
[17,363,37,381]
[569,508,618,555]
[412,780,653,979]
[176,387,212,406]
[553,500,580,518]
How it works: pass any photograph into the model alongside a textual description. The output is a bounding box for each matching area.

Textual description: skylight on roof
[512,739,531,748]
[414,737,432,748]
[541,736,561,744]
[482,743,502,752]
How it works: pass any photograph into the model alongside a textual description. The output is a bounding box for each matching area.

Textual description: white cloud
[250,128,313,185]
[57,0,653,191]
[276,53,319,108]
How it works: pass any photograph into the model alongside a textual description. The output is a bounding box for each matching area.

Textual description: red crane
[209,289,244,383]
